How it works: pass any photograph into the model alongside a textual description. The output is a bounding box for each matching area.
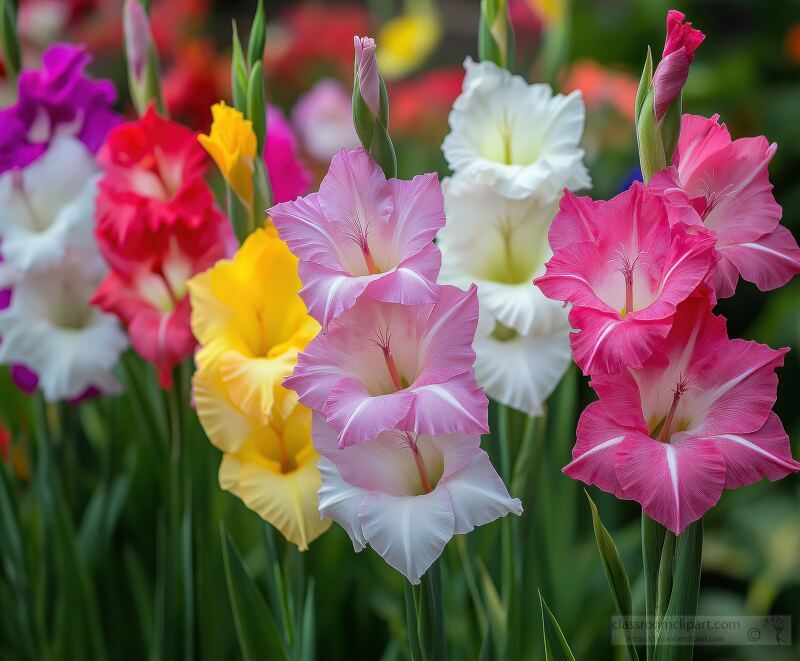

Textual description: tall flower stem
[414,559,446,661]
[642,513,666,658]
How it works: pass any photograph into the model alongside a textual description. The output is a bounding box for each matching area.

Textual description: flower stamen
[404,432,433,494]
[610,244,646,316]
[369,325,404,391]
[656,373,695,443]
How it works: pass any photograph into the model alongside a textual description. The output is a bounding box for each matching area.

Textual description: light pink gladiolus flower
[652,10,704,120]
[354,36,380,117]
[314,414,522,584]
[284,285,488,447]
[269,148,444,331]
[564,292,799,534]
[650,114,800,298]
[535,182,716,375]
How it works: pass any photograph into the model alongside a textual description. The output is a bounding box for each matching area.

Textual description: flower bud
[123,0,164,115]
[353,36,379,117]
[652,10,704,120]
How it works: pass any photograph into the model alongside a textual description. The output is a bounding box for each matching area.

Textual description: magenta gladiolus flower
[284,285,488,447]
[535,183,716,375]
[652,10,704,120]
[265,105,313,203]
[650,114,800,298]
[564,293,799,534]
[0,44,121,174]
[314,414,522,584]
[354,36,380,117]
[269,148,444,330]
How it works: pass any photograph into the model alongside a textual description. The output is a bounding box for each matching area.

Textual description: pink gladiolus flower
[535,183,716,375]
[265,105,313,203]
[652,10,704,120]
[314,414,522,583]
[564,293,799,534]
[284,285,488,447]
[354,36,380,117]
[269,148,444,330]
[650,114,800,298]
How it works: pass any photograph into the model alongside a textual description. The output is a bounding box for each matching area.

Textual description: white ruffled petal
[317,457,368,552]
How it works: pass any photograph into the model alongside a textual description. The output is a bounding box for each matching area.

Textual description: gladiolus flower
[188,228,320,424]
[650,114,800,298]
[0,43,121,174]
[652,10,704,120]
[264,106,312,204]
[536,183,717,375]
[354,36,380,117]
[285,285,488,448]
[199,101,257,207]
[189,228,328,550]
[292,78,360,162]
[270,148,444,331]
[564,293,799,534]
[93,107,232,387]
[376,11,442,80]
[442,58,590,200]
[314,414,522,583]
[0,255,128,402]
[439,174,571,415]
[0,137,100,273]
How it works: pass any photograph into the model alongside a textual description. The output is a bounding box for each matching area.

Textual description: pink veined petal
[563,401,630,499]
[674,114,729,172]
[364,242,443,305]
[616,433,726,534]
[283,337,346,411]
[547,189,601,251]
[652,48,690,120]
[357,486,455,585]
[443,450,522,535]
[317,457,368,551]
[297,260,377,331]
[536,241,616,313]
[718,224,800,295]
[692,339,787,437]
[568,306,672,375]
[403,370,489,437]
[712,254,741,299]
[324,376,415,447]
[704,412,800,489]
[588,370,651,430]
[269,193,343,271]
[374,173,446,265]
[415,284,480,383]
[318,148,394,252]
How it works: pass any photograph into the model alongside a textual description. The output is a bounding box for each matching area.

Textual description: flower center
[342,214,380,275]
[404,432,433,494]
[654,374,695,443]
[370,326,406,391]
[12,172,49,233]
[610,244,645,317]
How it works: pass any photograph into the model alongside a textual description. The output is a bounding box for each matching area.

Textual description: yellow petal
[193,366,251,453]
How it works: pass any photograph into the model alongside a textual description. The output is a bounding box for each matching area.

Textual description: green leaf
[635,46,654,126]
[403,582,422,661]
[539,591,576,661]
[642,513,667,659]
[586,492,638,661]
[220,525,288,661]
[636,86,666,183]
[231,21,248,112]
[0,0,21,79]
[660,93,682,163]
[246,0,266,69]
[653,520,703,661]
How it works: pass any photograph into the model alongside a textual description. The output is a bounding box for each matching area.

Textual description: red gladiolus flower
[93,107,233,388]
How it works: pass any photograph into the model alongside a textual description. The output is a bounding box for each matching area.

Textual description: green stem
[642,513,666,660]
[415,560,446,661]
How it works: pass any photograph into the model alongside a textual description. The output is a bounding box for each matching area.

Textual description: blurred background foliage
[1,0,799,659]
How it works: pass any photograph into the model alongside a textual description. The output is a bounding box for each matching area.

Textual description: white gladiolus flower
[0,255,128,401]
[442,58,591,200]
[438,174,572,416]
[0,136,101,273]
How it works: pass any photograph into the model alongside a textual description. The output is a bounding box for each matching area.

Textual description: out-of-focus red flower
[510,0,544,53]
[164,40,230,133]
[266,4,370,92]
[266,106,312,203]
[785,24,800,65]
[93,107,232,388]
[389,68,464,140]
[562,59,638,120]
[0,422,9,460]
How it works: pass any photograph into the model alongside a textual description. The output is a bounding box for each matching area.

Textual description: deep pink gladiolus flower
[652,10,704,120]
[564,292,799,534]
[284,285,488,447]
[265,105,313,203]
[535,183,716,375]
[354,36,380,117]
[269,148,444,331]
[651,114,800,298]
[0,44,121,174]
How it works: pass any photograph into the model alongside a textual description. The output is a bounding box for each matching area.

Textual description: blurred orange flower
[562,59,638,120]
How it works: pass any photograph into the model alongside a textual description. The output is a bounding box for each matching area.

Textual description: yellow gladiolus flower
[198,101,257,207]
[188,227,328,549]
[377,11,442,79]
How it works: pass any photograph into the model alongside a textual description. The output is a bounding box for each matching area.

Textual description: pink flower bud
[354,35,380,117]
[652,10,704,120]
[123,0,151,81]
